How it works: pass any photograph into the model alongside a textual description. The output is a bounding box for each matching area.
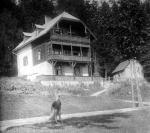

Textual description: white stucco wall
[17,45,33,76]
[17,45,53,76]
[33,61,53,75]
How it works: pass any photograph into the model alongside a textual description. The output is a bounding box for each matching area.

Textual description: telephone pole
[130,59,135,107]
[133,60,143,107]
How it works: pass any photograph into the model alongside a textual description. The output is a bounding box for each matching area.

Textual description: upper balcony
[50,28,90,44]
[47,44,91,62]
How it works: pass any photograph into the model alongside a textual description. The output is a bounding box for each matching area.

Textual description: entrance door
[74,66,82,76]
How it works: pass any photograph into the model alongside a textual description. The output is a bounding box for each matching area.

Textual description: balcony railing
[48,54,91,62]
[50,33,90,44]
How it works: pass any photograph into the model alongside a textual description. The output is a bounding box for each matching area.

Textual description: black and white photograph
[0,0,150,132]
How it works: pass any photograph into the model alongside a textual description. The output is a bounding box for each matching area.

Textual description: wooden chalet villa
[13,12,99,81]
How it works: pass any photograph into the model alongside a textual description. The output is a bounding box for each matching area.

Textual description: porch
[49,61,91,77]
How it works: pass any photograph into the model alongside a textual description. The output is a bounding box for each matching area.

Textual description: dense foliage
[0,0,150,77]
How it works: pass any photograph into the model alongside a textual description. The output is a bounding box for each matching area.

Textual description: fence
[36,75,103,82]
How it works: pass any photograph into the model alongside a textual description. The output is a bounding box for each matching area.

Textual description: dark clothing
[52,99,61,111]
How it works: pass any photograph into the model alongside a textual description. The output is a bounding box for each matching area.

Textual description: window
[23,56,28,66]
[75,66,81,76]
[37,49,41,60]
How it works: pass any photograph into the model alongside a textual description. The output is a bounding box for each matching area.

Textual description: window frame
[23,56,28,66]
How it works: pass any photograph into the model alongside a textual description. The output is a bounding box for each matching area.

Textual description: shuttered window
[23,56,28,66]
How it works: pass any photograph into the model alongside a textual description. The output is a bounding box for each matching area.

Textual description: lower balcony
[48,54,91,62]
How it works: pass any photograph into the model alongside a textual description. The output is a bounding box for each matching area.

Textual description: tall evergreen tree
[19,0,55,31]
[93,2,118,77]
[0,10,21,75]
[56,0,85,18]
[139,0,150,81]
[115,0,147,60]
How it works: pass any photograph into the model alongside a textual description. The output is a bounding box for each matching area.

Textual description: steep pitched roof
[112,60,130,74]
[13,12,96,52]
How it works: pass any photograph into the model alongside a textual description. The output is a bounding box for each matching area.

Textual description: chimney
[45,16,52,24]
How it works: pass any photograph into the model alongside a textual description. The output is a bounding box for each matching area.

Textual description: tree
[56,0,85,17]
[139,0,150,81]
[92,2,118,77]
[0,0,55,75]
[0,9,22,75]
[19,0,55,31]
[115,0,147,60]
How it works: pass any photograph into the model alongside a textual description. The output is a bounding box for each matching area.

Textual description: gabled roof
[35,24,45,29]
[112,60,130,74]
[13,12,96,52]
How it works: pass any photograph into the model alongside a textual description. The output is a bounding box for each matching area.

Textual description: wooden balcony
[50,34,90,44]
[48,54,91,62]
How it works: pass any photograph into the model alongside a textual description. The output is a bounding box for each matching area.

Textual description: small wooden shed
[112,59,144,81]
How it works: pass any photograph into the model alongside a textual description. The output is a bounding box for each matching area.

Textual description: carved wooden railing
[48,54,91,62]
[50,34,90,44]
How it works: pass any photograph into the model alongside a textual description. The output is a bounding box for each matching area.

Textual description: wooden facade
[32,22,92,76]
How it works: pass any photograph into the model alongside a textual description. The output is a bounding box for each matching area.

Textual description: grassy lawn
[1,77,150,133]
[109,80,150,102]
[0,76,133,121]
[0,93,132,121]
[5,108,150,133]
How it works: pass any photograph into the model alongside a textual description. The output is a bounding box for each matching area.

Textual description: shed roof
[112,60,130,74]
[13,12,96,52]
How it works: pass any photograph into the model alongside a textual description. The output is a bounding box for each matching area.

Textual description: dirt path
[91,89,107,96]
[1,106,148,132]
[4,107,150,133]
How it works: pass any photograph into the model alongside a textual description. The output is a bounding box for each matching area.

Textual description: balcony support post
[84,26,87,34]
[71,45,73,56]
[80,46,82,57]
[52,60,57,75]
[48,60,57,75]
[70,62,76,79]
[61,44,63,55]
[51,44,53,54]
[69,25,72,36]
[90,62,93,80]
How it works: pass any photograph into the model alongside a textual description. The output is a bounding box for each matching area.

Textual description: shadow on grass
[5,113,130,132]
[31,113,130,130]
